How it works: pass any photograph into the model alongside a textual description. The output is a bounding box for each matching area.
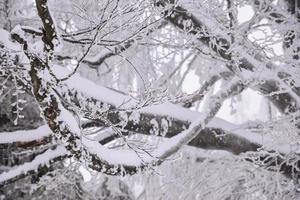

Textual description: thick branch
[63,75,260,155]
[35,0,58,51]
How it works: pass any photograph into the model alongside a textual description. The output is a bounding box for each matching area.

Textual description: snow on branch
[61,71,273,156]
[55,65,288,154]
[0,145,67,184]
[0,32,291,176]
[156,0,300,114]
[50,77,249,172]
[0,125,51,144]
[150,78,248,162]
[4,2,300,178]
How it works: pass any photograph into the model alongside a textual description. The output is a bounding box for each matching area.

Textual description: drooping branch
[51,74,254,171]
[57,71,262,156]
[64,76,300,180]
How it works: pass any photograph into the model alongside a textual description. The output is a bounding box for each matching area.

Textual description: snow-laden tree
[0,0,300,199]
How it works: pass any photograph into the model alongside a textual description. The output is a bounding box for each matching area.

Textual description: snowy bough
[0,0,300,199]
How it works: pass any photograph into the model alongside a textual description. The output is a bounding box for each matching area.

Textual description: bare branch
[35,0,58,52]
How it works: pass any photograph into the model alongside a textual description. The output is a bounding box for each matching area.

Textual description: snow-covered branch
[0,125,50,144]
[0,145,67,185]
[156,0,300,114]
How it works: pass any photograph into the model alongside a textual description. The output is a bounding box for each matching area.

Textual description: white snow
[0,28,22,51]
[0,146,67,183]
[52,65,132,107]
[237,5,254,24]
[82,137,143,166]
[0,125,51,144]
